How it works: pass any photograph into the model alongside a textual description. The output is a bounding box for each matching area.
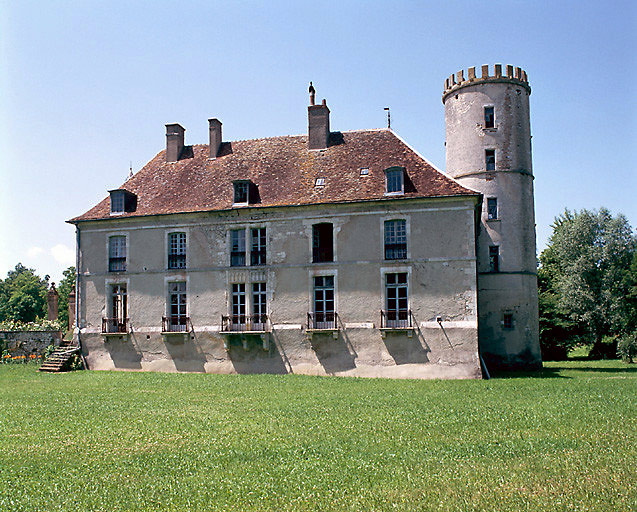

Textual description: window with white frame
[230,229,246,267]
[110,191,125,214]
[385,273,409,327]
[252,282,267,329]
[313,275,335,328]
[384,220,407,260]
[231,283,246,326]
[251,228,266,266]
[167,281,187,331]
[168,232,186,269]
[108,236,127,272]
[384,167,404,194]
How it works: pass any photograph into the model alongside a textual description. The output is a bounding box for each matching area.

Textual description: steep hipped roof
[69,129,477,223]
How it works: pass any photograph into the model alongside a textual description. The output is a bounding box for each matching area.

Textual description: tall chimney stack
[208,118,222,158]
[165,123,185,162]
[308,89,330,150]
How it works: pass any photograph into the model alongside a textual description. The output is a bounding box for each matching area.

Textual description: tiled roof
[69,129,477,223]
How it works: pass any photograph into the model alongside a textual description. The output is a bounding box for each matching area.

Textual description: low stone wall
[0,331,63,357]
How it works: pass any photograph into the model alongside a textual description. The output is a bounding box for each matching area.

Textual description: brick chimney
[165,123,185,162]
[308,98,330,150]
[208,118,222,158]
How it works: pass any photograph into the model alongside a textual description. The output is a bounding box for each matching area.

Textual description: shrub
[617,332,637,363]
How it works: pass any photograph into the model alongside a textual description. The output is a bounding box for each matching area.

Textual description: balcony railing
[221,314,270,333]
[102,317,129,334]
[162,315,190,333]
[380,309,413,329]
[307,312,338,330]
[168,254,186,269]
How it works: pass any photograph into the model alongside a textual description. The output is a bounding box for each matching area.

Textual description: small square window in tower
[484,106,495,129]
[502,313,514,330]
[487,198,498,220]
[485,149,496,171]
[489,246,500,273]
[168,232,186,269]
[384,167,404,194]
[312,223,333,263]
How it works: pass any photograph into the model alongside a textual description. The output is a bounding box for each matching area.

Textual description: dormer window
[110,191,125,213]
[109,189,137,215]
[233,181,249,204]
[384,167,404,195]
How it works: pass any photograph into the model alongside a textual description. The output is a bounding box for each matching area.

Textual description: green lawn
[1,362,634,512]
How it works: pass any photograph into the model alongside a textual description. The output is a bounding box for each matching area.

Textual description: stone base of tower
[477,273,542,371]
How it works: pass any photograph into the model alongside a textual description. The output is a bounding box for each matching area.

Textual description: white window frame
[110,191,126,216]
[164,275,190,325]
[380,266,412,319]
[106,232,129,273]
[233,181,250,206]
[380,214,411,260]
[384,167,405,196]
[227,223,268,267]
[165,228,190,270]
[308,268,338,317]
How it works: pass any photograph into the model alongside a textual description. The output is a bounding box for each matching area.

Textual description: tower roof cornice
[442,64,531,103]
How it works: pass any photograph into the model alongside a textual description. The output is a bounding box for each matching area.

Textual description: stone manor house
[69,64,542,379]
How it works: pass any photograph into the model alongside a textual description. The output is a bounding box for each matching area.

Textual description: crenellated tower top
[442,64,530,103]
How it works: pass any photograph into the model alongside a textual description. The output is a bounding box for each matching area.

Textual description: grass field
[0,361,634,512]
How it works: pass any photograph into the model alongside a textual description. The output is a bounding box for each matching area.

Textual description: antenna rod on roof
[384,107,391,129]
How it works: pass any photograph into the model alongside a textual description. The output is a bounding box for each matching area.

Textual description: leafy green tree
[539,209,636,358]
[57,266,76,330]
[0,263,49,323]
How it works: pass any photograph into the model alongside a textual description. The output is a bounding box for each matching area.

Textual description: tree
[539,209,636,358]
[57,266,76,330]
[0,263,50,323]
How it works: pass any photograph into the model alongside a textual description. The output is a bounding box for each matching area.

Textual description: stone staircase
[39,341,81,373]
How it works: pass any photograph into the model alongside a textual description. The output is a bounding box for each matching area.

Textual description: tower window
[485,149,496,171]
[484,106,495,128]
[487,198,498,220]
[489,246,499,273]
[502,313,514,330]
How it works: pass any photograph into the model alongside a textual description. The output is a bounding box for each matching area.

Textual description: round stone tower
[442,64,541,370]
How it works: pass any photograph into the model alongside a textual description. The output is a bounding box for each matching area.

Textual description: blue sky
[1,0,635,283]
